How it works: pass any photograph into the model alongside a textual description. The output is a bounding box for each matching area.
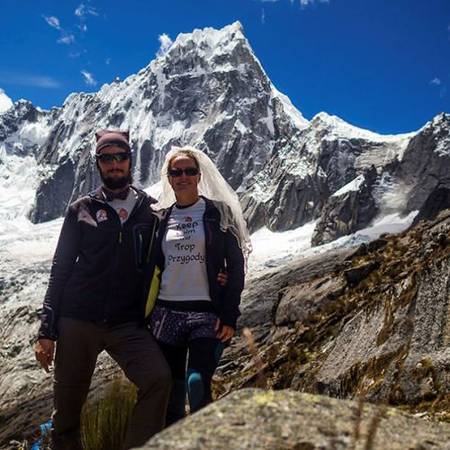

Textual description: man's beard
[100,169,133,190]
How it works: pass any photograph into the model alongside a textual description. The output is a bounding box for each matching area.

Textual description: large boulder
[141,388,450,449]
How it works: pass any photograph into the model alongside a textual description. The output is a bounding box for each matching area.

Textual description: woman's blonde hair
[167,149,200,171]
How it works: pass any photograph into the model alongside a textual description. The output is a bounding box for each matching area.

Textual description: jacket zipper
[106,213,123,323]
[146,218,158,263]
[91,197,124,323]
[90,189,147,323]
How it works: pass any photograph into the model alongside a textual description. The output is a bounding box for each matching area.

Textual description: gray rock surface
[413,186,450,227]
[242,112,450,241]
[216,211,450,420]
[141,388,450,450]
[311,166,378,246]
[396,113,450,213]
[1,212,449,447]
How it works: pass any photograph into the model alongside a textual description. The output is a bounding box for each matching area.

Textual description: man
[35,130,171,450]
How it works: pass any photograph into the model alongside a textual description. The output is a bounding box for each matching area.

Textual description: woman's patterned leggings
[149,305,225,426]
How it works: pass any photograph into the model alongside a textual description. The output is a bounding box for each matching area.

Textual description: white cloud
[0,73,61,88]
[261,8,266,24]
[299,0,329,5]
[69,49,87,58]
[261,0,331,5]
[57,34,75,45]
[81,70,97,86]
[43,14,76,44]
[157,34,173,57]
[75,3,99,17]
[105,58,111,65]
[430,78,447,98]
[75,3,99,35]
[43,15,61,30]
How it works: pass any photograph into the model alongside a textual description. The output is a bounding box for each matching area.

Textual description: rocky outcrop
[240,158,328,233]
[395,113,450,213]
[412,186,450,227]
[242,112,450,242]
[311,166,379,246]
[0,100,52,157]
[29,157,77,222]
[241,113,409,234]
[141,389,450,450]
[216,210,450,421]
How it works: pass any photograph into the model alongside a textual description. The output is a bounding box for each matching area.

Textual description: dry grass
[81,376,136,450]
[242,327,268,389]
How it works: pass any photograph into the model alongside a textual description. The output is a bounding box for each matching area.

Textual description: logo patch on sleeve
[96,209,108,223]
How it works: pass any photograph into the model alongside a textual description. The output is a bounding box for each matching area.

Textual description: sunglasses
[168,167,200,177]
[96,152,131,163]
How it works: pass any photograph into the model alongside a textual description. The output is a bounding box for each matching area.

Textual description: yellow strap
[145,266,161,317]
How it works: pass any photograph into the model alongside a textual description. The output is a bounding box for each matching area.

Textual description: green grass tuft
[81,376,137,450]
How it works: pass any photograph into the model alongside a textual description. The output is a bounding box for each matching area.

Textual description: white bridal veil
[157,146,253,265]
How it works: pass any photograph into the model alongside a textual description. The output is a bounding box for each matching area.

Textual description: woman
[148,146,251,425]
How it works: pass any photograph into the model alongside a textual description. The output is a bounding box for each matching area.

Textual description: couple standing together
[34,130,251,449]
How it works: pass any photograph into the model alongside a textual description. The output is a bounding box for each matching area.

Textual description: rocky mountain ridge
[1,21,307,226]
[1,22,449,245]
[242,111,450,244]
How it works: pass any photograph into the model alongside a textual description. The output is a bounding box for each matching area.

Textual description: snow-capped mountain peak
[168,21,245,58]
[311,112,414,142]
[2,23,304,224]
[1,22,449,252]
[0,89,13,114]
[270,85,309,130]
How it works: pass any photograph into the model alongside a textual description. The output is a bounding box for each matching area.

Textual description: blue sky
[1,0,449,134]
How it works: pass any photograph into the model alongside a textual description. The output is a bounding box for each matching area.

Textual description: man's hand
[217,270,228,286]
[215,319,234,342]
[35,339,55,372]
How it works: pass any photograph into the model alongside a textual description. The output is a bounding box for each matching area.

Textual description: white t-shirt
[107,188,138,224]
[158,198,211,301]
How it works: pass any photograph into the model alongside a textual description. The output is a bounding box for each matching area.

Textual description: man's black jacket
[38,187,158,340]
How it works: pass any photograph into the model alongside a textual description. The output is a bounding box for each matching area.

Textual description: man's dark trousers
[52,317,171,450]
